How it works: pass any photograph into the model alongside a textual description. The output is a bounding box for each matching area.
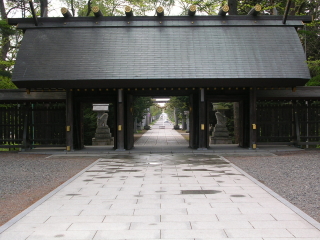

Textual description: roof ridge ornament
[248,4,262,16]
[92,6,103,17]
[188,5,197,16]
[61,7,73,18]
[125,6,133,17]
[283,0,292,24]
[218,5,229,16]
[29,0,38,26]
[156,6,164,16]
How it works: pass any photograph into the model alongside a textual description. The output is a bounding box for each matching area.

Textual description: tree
[0,76,17,89]
[306,60,320,86]
[166,96,189,129]
[132,96,154,123]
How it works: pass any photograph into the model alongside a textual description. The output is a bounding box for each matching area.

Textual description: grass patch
[175,129,189,141]
[134,129,148,142]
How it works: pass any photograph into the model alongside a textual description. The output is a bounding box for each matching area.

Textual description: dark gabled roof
[10,16,311,89]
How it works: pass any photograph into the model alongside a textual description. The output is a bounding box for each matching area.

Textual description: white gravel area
[226,150,320,223]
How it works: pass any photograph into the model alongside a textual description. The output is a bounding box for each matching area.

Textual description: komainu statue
[97,113,108,127]
[215,111,227,127]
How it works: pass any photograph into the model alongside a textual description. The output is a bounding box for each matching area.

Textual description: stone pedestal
[92,126,114,145]
[211,125,232,144]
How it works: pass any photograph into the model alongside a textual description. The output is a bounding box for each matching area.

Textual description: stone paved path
[1,153,320,239]
[1,122,319,239]
[133,120,189,153]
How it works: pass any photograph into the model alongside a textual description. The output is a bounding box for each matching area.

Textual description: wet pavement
[1,122,319,239]
[1,153,320,239]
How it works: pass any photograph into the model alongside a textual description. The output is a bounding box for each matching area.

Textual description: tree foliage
[306,60,320,86]
[0,76,17,89]
[165,96,189,121]
[133,96,154,123]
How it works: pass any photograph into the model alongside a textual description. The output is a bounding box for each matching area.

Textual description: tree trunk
[0,0,10,72]
[134,117,137,133]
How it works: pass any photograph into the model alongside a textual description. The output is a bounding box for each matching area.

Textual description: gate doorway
[67,88,254,152]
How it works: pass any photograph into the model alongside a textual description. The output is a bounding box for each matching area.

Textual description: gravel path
[225,150,320,223]
[0,153,97,226]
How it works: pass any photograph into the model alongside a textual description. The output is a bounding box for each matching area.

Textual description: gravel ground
[225,150,320,223]
[0,153,97,226]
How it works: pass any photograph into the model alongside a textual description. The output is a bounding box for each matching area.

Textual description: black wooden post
[189,93,198,149]
[249,87,257,149]
[116,89,125,151]
[198,88,208,150]
[291,100,296,143]
[66,90,74,151]
[293,102,301,145]
[22,103,30,151]
[125,93,134,150]
[238,99,244,147]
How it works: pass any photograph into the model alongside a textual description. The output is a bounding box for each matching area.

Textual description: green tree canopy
[133,96,154,123]
[165,96,189,121]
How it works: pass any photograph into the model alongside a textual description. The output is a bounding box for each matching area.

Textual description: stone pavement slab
[1,153,319,240]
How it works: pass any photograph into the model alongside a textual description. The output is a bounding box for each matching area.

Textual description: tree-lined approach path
[133,120,188,153]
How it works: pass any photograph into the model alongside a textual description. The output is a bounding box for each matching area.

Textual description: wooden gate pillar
[125,93,134,150]
[116,89,125,151]
[249,87,257,149]
[198,88,208,150]
[66,90,74,151]
[189,93,198,149]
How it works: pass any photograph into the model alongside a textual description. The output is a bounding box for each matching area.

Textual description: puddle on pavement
[183,169,211,171]
[172,175,192,178]
[134,195,143,197]
[225,173,244,176]
[230,194,246,197]
[181,190,221,194]
[54,234,64,238]
[86,170,108,172]
[116,170,141,172]
[83,179,94,181]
